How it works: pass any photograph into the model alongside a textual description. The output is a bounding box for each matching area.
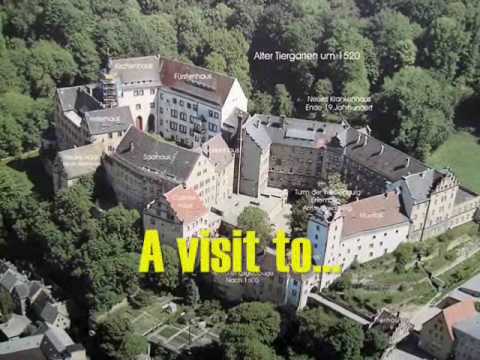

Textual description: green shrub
[394,243,415,266]
[467,226,479,237]
[438,234,448,243]
[444,252,456,261]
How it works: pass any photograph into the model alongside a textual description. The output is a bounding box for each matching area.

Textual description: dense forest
[1,0,480,160]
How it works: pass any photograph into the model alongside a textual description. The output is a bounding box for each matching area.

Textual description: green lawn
[427,131,480,193]
[1,150,53,200]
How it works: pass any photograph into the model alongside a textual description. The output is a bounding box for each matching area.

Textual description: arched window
[136,116,143,131]
[147,114,155,133]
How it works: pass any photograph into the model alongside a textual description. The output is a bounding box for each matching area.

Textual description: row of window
[161,94,199,112]
[135,103,155,110]
[133,88,156,96]
[164,94,220,118]
[107,131,124,139]
[169,122,188,134]
[167,120,217,134]
[132,90,221,120]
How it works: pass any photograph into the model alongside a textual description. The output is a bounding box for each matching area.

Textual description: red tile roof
[441,299,477,340]
[340,191,409,237]
[164,186,208,224]
[159,57,235,106]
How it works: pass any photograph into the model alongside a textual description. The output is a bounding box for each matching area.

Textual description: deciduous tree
[237,207,272,249]
[273,84,293,116]
[373,67,455,159]
[327,319,364,360]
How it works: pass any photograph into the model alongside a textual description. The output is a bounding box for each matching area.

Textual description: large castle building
[101,55,247,147]
[240,114,480,290]
[48,56,479,309]
[103,126,234,211]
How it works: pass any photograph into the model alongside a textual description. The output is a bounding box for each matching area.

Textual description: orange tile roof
[441,299,477,340]
[160,57,235,106]
[164,186,208,224]
[340,191,409,237]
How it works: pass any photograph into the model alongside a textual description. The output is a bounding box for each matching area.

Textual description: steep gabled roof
[159,57,235,106]
[107,55,238,106]
[31,290,55,319]
[426,299,478,341]
[84,106,133,135]
[164,186,208,224]
[12,283,30,299]
[340,191,410,238]
[40,303,59,324]
[113,126,200,183]
[109,56,161,84]
[402,169,444,203]
[0,269,25,292]
[57,143,104,180]
[0,314,31,339]
[199,134,233,171]
[0,334,45,359]
[244,118,271,150]
[344,128,428,182]
[443,299,477,340]
[41,324,74,354]
[56,86,102,114]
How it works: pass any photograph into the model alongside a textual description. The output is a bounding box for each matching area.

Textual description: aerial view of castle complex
[1,1,480,359]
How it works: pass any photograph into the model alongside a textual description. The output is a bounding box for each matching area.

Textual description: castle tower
[307,205,344,289]
[100,73,118,109]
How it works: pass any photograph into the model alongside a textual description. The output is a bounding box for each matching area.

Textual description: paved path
[308,293,371,326]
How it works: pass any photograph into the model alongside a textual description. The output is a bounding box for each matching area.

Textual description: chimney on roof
[365,125,371,135]
[420,171,425,178]
[129,141,135,152]
[379,144,384,156]
[405,157,410,168]
[363,135,368,147]
[280,115,286,128]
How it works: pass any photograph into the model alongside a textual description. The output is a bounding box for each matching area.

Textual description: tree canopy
[237,206,273,249]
